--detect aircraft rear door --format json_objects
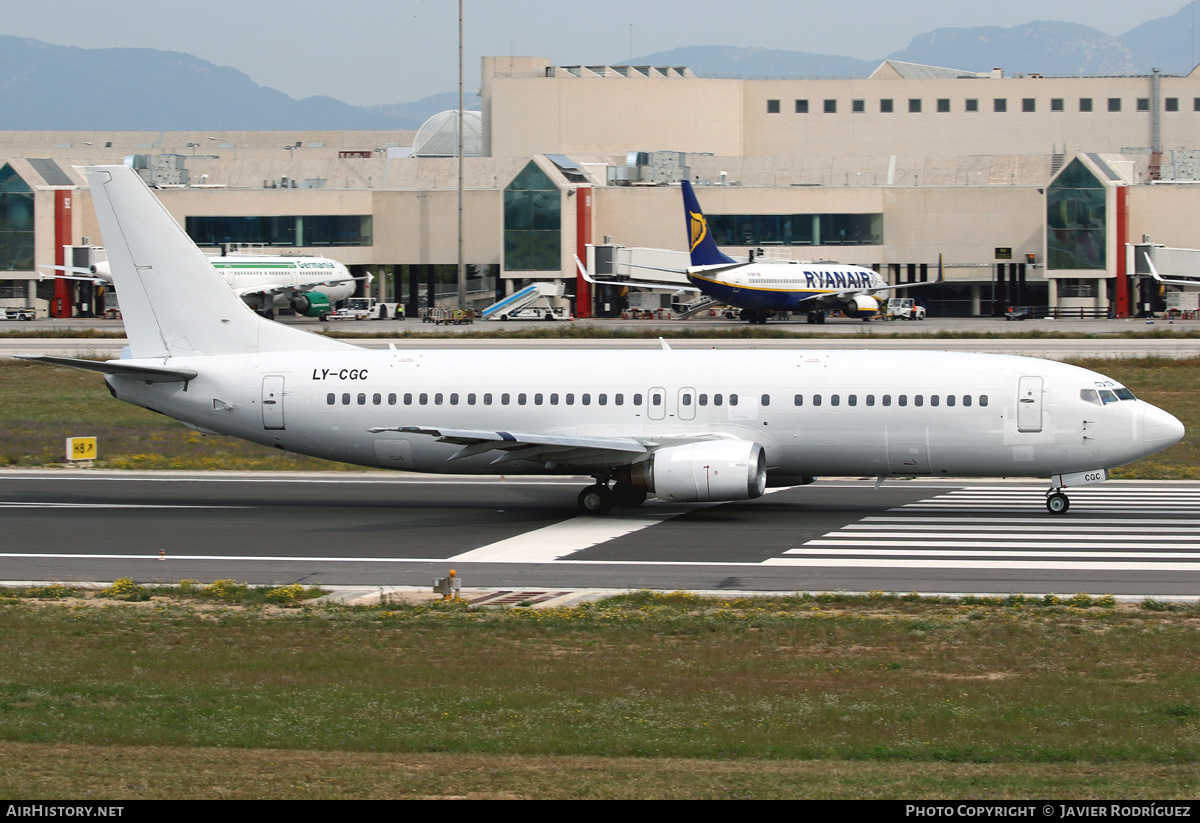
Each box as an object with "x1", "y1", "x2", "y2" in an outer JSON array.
[
  {"x1": 1017, "y1": 375, "x2": 1043, "y2": 432},
  {"x1": 262, "y1": 375, "x2": 285, "y2": 430}
]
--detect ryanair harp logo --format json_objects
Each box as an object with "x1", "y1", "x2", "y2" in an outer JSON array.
[{"x1": 689, "y1": 210, "x2": 707, "y2": 252}]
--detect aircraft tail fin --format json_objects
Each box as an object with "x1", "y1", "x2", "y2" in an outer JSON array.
[
  {"x1": 680, "y1": 180, "x2": 737, "y2": 267},
  {"x1": 85, "y1": 164, "x2": 352, "y2": 359}
]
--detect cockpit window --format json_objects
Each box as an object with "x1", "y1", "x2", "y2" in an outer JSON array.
[
  {"x1": 1115, "y1": 388, "x2": 1137, "y2": 401},
  {"x1": 1080, "y1": 389, "x2": 1100, "y2": 405},
  {"x1": 1099, "y1": 390, "x2": 1119, "y2": 405}
]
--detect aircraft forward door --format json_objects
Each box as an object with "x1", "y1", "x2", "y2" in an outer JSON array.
[
  {"x1": 1017, "y1": 375, "x2": 1043, "y2": 433},
  {"x1": 262, "y1": 375, "x2": 285, "y2": 430}
]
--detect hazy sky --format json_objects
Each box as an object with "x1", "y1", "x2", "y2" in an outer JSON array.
[{"x1": 3, "y1": 0, "x2": 1194, "y2": 106}]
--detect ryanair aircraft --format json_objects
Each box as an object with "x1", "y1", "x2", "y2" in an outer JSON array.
[
  {"x1": 22, "y1": 165, "x2": 1184, "y2": 516},
  {"x1": 587, "y1": 180, "x2": 937, "y2": 324}
]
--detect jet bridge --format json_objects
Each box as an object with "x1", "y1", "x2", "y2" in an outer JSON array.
[{"x1": 482, "y1": 282, "x2": 567, "y2": 321}]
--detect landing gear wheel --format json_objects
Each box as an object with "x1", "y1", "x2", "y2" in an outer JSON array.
[
  {"x1": 611, "y1": 482, "x2": 648, "y2": 508},
  {"x1": 578, "y1": 484, "x2": 615, "y2": 515},
  {"x1": 1046, "y1": 492, "x2": 1070, "y2": 514}
]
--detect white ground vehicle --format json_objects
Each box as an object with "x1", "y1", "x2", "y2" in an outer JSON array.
[
  {"x1": 885, "y1": 297, "x2": 927, "y2": 320},
  {"x1": 328, "y1": 298, "x2": 404, "y2": 320},
  {"x1": 1, "y1": 307, "x2": 36, "y2": 321}
]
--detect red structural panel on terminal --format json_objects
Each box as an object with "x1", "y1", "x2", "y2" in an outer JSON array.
[{"x1": 575, "y1": 186, "x2": 592, "y2": 319}]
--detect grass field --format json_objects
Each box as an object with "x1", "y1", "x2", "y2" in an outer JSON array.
[
  {"x1": 1, "y1": 357, "x2": 1197, "y2": 476},
  {"x1": 0, "y1": 590, "x2": 1197, "y2": 799}
]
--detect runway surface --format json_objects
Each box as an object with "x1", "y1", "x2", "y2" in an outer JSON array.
[{"x1": 3, "y1": 472, "x2": 1199, "y2": 598}]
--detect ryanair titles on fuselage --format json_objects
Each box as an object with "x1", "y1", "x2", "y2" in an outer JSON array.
[{"x1": 739, "y1": 269, "x2": 883, "y2": 290}]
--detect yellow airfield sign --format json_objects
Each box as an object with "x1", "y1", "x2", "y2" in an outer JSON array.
[{"x1": 66, "y1": 437, "x2": 97, "y2": 462}]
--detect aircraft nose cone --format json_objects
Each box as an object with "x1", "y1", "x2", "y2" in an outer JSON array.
[{"x1": 1142, "y1": 403, "x2": 1185, "y2": 455}]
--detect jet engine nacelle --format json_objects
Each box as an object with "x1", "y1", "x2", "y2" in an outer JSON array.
[
  {"x1": 629, "y1": 440, "x2": 767, "y2": 503},
  {"x1": 847, "y1": 294, "x2": 881, "y2": 319},
  {"x1": 290, "y1": 292, "x2": 332, "y2": 317}
]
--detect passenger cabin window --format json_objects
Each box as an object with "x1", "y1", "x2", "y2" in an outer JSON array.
[
  {"x1": 794, "y1": 394, "x2": 803, "y2": 406},
  {"x1": 327, "y1": 393, "x2": 335, "y2": 405}
]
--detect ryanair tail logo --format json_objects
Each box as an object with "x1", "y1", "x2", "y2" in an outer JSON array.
[{"x1": 689, "y1": 210, "x2": 707, "y2": 252}]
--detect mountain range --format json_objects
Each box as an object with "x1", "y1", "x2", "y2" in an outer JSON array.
[{"x1": 2, "y1": 3, "x2": 1198, "y2": 131}]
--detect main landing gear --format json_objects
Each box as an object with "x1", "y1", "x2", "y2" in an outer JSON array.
[
  {"x1": 1046, "y1": 489, "x2": 1070, "y2": 514},
  {"x1": 577, "y1": 478, "x2": 648, "y2": 515}
]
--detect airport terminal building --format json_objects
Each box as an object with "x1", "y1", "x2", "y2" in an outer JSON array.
[{"x1": 4, "y1": 56, "x2": 1200, "y2": 319}]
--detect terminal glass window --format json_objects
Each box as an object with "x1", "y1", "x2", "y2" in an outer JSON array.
[
  {"x1": 994, "y1": 98, "x2": 1007, "y2": 112},
  {"x1": 1108, "y1": 98, "x2": 1121, "y2": 112},
  {"x1": 795, "y1": 99, "x2": 809, "y2": 113},
  {"x1": 880, "y1": 99, "x2": 894, "y2": 113},
  {"x1": 1137, "y1": 98, "x2": 1150, "y2": 112},
  {"x1": 965, "y1": 98, "x2": 979, "y2": 112},
  {"x1": 936, "y1": 98, "x2": 950, "y2": 112},
  {"x1": 767, "y1": 99, "x2": 781, "y2": 113},
  {"x1": 908, "y1": 98, "x2": 922, "y2": 113},
  {"x1": 1166, "y1": 97, "x2": 1179, "y2": 111},
  {"x1": 1051, "y1": 98, "x2": 1064, "y2": 111},
  {"x1": 1080, "y1": 98, "x2": 1093, "y2": 112},
  {"x1": 824, "y1": 99, "x2": 837, "y2": 113},
  {"x1": 1022, "y1": 98, "x2": 1036, "y2": 112},
  {"x1": 0, "y1": 165, "x2": 34, "y2": 272},
  {"x1": 504, "y1": 161, "x2": 561, "y2": 271},
  {"x1": 1047, "y1": 159, "x2": 1106, "y2": 271},
  {"x1": 852, "y1": 99, "x2": 865, "y2": 113},
  {"x1": 185, "y1": 215, "x2": 372, "y2": 247},
  {"x1": 707, "y1": 213, "x2": 882, "y2": 246}
]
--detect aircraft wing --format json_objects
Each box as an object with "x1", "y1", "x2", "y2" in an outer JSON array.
[
  {"x1": 234, "y1": 276, "x2": 356, "y2": 298},
  {"x1": 575, "y1": 256, "x2": 701, "y2": 292},
  {"x1": 233, "y1": 282, "x2": 292, "y2": 298},
  {"x1": 367, "y1": 425, "x2": 727, "y2": 468},
  {"x1": 37, "y1": 265, "x2": 106, "y2": 284}
]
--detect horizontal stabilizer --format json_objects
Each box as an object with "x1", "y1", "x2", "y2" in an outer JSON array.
[{"x1": 16, "y1": 355, "x2": 197, "y2": 383}]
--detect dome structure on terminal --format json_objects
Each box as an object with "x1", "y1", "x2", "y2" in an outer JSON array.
[{"x1": 412, "y1": 110, "x2": 483, "y2": 157}]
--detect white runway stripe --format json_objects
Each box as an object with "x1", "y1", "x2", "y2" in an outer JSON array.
[
  {"x1": 786, "y1": 548, "x2": 1200, "y2": 559},
  {"x1": 783, "y1": 483, "x2": 1200, "y2": 570},
  {"x1": 764, "y1": 558, "x2": 1200, "y2": 570},
  {"x1": 447, "y1": 510, "x2": 693, "y2": 563}
]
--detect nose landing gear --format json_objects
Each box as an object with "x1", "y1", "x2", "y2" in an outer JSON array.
[{"x1": 1046, "y1": 489, "x2": 1070, "y2": 514}]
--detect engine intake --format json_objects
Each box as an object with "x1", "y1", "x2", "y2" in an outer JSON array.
[
  {"x1": 290, "y1": 292, "x2": 332, "y2": 317},
  {"x1": 626, "y1": 440, "x2": 766, "y2": 503}
]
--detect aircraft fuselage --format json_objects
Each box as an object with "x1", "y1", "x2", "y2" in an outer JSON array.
[{"x1": 105, "y1": 348, "x2": 1177, "y2": 480}]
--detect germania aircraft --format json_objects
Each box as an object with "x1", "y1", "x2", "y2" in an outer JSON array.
[
  {"x1": 22, "y1": 165, "x2": 1185, "y2": 515},
  {"x1": 43, "y1": 249, "x2": 358, "y2": 320},
  {"x1": 584, "y1": 180, "x2": 938, "y2": 324}
]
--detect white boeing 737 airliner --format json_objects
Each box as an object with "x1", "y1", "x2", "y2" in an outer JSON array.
[{"x1": 23, "y1": 165, "x2": 1185, "y2": 515}]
